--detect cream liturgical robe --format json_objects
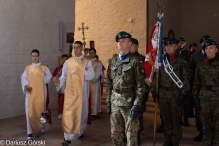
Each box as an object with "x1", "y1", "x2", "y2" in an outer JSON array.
[
  {"x1": 57, "y1": 55, "x2": 95, "y2": 140},
  {"x1": 21, "y1": 62, "x2": 52, "y2": 134},
  {"x1": 90, "y1": 58, "x2": 102, "y2": 115}
]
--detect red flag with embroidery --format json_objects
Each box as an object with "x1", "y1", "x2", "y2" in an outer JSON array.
[{"x1": 144, "y1": 22, "x2": 160, "y2": 86}]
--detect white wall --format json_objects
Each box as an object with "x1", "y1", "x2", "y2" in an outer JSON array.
[{"x1": 0, "y1": 0, "x2": 75, "y2": 119}]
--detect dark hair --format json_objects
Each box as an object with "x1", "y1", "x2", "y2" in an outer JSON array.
[
  {"x1": 89, "y1": 48, "x2": 96, "y2": 54},
  {"x1": 95, "y1": 55, "x2": 99, "y2": 59},
  {"x1": 61, "y1": 54, "x2": 68, "y2": 59},
  {"x1": 31, "y1": 49, "x2": 40, "y2": 55},
  {"x1": 74, "y1": 41, "x2": 83, "y2": 47}
]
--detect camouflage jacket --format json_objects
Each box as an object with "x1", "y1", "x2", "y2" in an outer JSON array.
[
  {"x1": 193, "y1": 55, "x2": 219, "y2": 100},
  {"x1": 150, "y1": 54, "x2": 190, "y2": 97},
  {"x1": 106, "y1": 53, "x2": 146, "y2": 106},
  {"x1": 132, "y1": 51, "x2": 150, "y2": 93},
  {"x1": 188, "y1": 49, "x2": 206, "y2": 76},
  {"x1": 179, "y1": 49, "x2": 191, "y2": 62}
]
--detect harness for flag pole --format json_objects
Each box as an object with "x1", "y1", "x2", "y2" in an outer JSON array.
[{"x1": 153, "y1": 4, "x2": 165, "y2": 146}]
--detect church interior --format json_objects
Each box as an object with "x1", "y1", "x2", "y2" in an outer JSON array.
[{"x1": 0, "y1": 0, "x2": 219, "y2": 146}]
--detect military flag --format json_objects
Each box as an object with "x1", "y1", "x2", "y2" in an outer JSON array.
[{"x1": 144, "y1": 21, "x2": 163, "y2": 86}]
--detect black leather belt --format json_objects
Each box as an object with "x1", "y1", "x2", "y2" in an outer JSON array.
[
  {"x1": 201, "y1": 86, "x2": 219, "y2": 91},
  {"x1": 114, "y1": 88, "x2": 135, "y2": 94}
]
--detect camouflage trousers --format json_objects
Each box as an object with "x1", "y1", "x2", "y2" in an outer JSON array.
[
  {"x1": 184, "y1": 91, "x2": 193, "y2": 119},
  {"x1": 110, "y1": 105, "x2": 139, "y2": 146},
  {"x1": 200, "y1": 100, "x2": 219, "y2": 146},
  {"x1": 159, "y1": 97, "x2": 183, "y2": 143},
  {"x1": 138, "y1": 103, "x2": 146, "y2": 135},
  {"x1": 195, "y1": 104, "x2": 203, "y2": 134}
]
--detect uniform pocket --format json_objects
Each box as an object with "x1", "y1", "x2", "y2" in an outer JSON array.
[
  {"x1": 110, "y1": 65, "x2": 118, "y2": 78},
  {"x1": 122, "y1": 65, "x2": 133, "y2": 81}
]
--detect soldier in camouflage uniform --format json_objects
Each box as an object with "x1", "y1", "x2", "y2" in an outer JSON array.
[
  {"x1": 188, "y1": 35, "x2": 212, "y2": 142},
  {"x1": 177, "y1": 38, "x2": 191, "y2": 62},
  {"x1": 193, "y1": 40, "x2": 219, "y2": 146},
  {"x1": 106, "y1": 31, "x2": 146, "y2": 146},
  {"x1": 177, "y1": 38, "x2": 193, "y2": 127},
  {"x1": 150, "y1": 38, "x2": 190, "y2": 146},
  {"x1": 156, "y1": 37, "x2": 170, "y2": 134},
  {"x1": 130, "y1": 38, "x2": 150, "y2": 144},
  {"x1": 190, "y1": 43, "x2": 198, "y2": 55}
]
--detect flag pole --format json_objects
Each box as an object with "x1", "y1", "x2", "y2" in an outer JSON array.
[{"x1": 153, "y1": 4, "x2": 165, "y2": 146}]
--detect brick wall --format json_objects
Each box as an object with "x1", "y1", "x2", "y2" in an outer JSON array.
[
  {"x1": 74, "y1": 0, "x2": 148, "y2": 70},
  {"x1": 0, "y1": 0, "x2": 75, "y2": 119},
  {"x1": 74, "y1": 0, "x2": 185, "y2": 71}
]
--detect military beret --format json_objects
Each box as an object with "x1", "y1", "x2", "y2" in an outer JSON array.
[
  {"x1": 178, "y1": 38, "x2": 186, "y2": 43},
  {"x1": 166, "y1": 38, "x2": 178, "y2": 45},
  {"x1": 116, "y1": 31, "x2": 132, "y2": 42},
  {"x1": 200, "y1": 35, "x2": 211, "y2": 44},
  {"x1": 131, "y1": 38, "x2": 139, "y2": 45},
  {"x1": 162, "y1": 37, "x2": 169, "y2": 44},
  {"x1": 189, "y1": 43, "x2": 198, "y2": 48},
  {"x1": 203, "y1": 40, "x2": 217, "y2": 50}
]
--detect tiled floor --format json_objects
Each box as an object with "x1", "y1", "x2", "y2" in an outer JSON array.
[{"x1": 0, "y1": 90, "x2": 202, "y2": 146}]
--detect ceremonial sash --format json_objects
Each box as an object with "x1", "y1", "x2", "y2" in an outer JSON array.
[
  {"x1": 26, "y1": 64, "x2": 47, "y2": 133},
  {"x1": 62, "y1": 57, "x2": 89, "y2": 134},
  {"x1": 163, "y1": 56, "x2": 183, "y2": 89}
]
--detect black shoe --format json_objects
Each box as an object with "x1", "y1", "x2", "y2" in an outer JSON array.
[
  {"x1": 26, "y1": 133, "x2": 35, "y2": 141},
  {"x1": 138, "y1": 135, "x2": 140, "y2": 145},
  {"x1": 78, "y1": 133, "x2": 84, "y2": 140},
  {"x1": 183, "y1": 120, "x2": 190, "y2": 127},
  {"x1": 194, "y1": 133, "x2": 203, "y2": 142},
  {"x1": 163, "y1": 141, "x2": 173, "y2": 146},
  {"x1": 181, "y1": 120, "x2": 183, "y2": 125},
  {"x1": 62, "y1": 141, "x2": 71, "y2": 146},
  {"x1": 173, "y1": 142, "x2": 179, "y2": 146},
  {"x1": 191, "y1": 111, "x2": 195, "y2": 117},
  {"x1": 156, "y1": 124, "x2": 164, "y2": 133}
]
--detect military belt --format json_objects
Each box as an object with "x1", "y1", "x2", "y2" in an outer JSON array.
[
  {"x1": 161, "y1": 87, "x2": 180, "y2": 91},
  {"x1": 201, "y1": 86, "x2": 219, "y2": 91},
  {"x1": 114, "y1": 88, "x2": 135, "y2": 94}
]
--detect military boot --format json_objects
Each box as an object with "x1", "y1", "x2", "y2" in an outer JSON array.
[
  {"x1": 163, "y1": 141, "x2": 173, "y2": 146},
  {"x1": 156, "y1": 124, "x2": 164, "y2": 133},
  {"x1": 173, "y1": 142, "x2": 179, "y2": 146},
  {"x1": 194, "y1": 133, "x2": 203, "y2": 142},
  {"x1": 138, "y1": 135, "x2": 140, "y2": 145},
  {"x1": 183, "y1": 118, "x2": 190, "y2": 127}
]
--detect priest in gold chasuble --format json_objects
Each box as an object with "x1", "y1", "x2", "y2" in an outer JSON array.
[{"x1": 55, "y1": 41, "x2": 95, "y2": 145}]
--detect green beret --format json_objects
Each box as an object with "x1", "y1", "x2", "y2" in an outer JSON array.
[
  {"x1": 162, "y1": 37, "x2": 168, "y2": 44},
  {"x1": 165, "y1": 38, "x2": 178, "y2": 45},
  {"x1": 131, "y1": 38, "x2": 138, "y2": 45},
  {"x1": 189, "y1": 43, "x2": 198, "y2": 48},
  {"x1": 203, "y1": 40, "x2": 217, "y2": 50},
  {"x1": 116, "y1": 31, "x2": 132, "y2": 42},
  {"x1": 200, "y1": 35, "x2": 211, "y2": 44},
  {"x1": 178, "y1": 38, "x2": 186, "y2": 42}
]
